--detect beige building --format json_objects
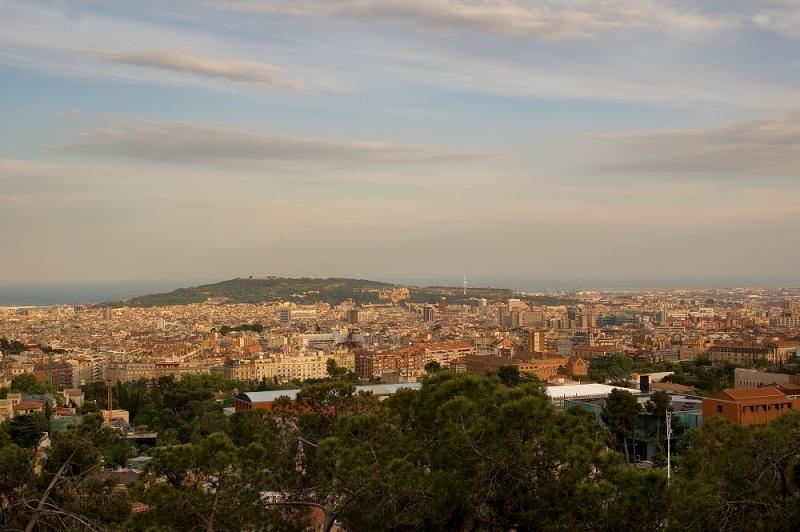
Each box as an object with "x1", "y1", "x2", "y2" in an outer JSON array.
[
  {"x1": 708, "y1": 343, "x2": 789, "y2": 365},
  {"x1": 0, "y1": 399, "x2": 14, "y2": 421},
  {"x1": 104, "y1": 361, "x2": 211, "y2": 382},
  {"x1": 735, "y1": 368, "x2": 800, "y2": 389},
  {"x1": 218, "y1": 349, "x2": 355, "y2": 383}
]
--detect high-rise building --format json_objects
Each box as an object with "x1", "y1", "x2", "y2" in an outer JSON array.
[
  {"x1": 438, "y1": 296, "x2": 447, "y2": 312},
  {"x1": 422, "y1": 305, "x2": 435, "y2": 323},
  {"x1": 102, "y1": 307, "x2": 112, "y2": 321},
  {"x1": 478, "y1": 298, "x2": 488, "y2": 315},
  {"x1": 528, "y1": 308, "x2": 545, "y2": 328},
  {"x1": 279, "y1": 307, "x2": 291, "y2": 324},
  {"x1": 529, "y1": 330, "x2": 546, "y2": 353},
  {"x1": 347, "y1": 308, "x2": 359, "y2": 325},
  {"x1": 507, "y1": 299, "x2": 526, "y2": 312}
]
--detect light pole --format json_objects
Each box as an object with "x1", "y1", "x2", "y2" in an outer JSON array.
[{"x1": 666, "y1": 410, "x2": 672, "y2": 484}]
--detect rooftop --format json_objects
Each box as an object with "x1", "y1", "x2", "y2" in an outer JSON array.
[
  {"x1": 238, "y1": 382, "x2": 423, "y2": 404},
  {"x1": 712, "y1": 386, "x2": 789, "y2": 401},
  {"x1": 544, "y1": 383, "x2": 640, "y2": 400}
]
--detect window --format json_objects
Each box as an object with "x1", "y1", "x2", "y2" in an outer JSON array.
[{"x1": 717, "y1": 405, "x2": 723, "y2": 414}]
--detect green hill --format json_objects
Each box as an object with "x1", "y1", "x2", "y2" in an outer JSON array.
[
  {"x1": 111, "y1": 277, "x2": 577, "y2": 307},
  {"x1": 116, "y1": 277, "x2": 396, "y2": 307}
]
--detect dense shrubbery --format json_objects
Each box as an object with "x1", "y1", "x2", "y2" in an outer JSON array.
[{"x1": 1, "y1": 373, "x2": 799, "y2": 531}]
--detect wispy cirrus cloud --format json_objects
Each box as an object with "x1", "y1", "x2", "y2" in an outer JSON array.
[
  {"x1": 98, "y1": 50, "x2": 304, "y2": 92},
  {"x1": 215, "y1": 0, "x2": 730, "y2": 39},
  {"x1": 595, "y1": 112, "x2": 800, "y2": 175},
  {"x1": 59, "y1": 117, "x2": 487, "y2": 164},
  {"x1": 753, "y1": 0, "x2": 800, "y2": 40}
]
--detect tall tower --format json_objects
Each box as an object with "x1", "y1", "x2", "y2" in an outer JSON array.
[{"x1": 463, "y1": 276, "x2": 468, "y2": 296}]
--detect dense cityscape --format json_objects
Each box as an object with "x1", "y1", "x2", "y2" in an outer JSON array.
[{"x1": 2, "y1": 279, "x2": 800, "y2": 529}]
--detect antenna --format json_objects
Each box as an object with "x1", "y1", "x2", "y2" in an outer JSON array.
[{"x1": 463, "y1": 275, "x2": 468, "y2": 296}]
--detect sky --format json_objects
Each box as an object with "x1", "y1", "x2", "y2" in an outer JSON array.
[{"x1": 1, "y1": 0, "x2": 800, "y2": 289}]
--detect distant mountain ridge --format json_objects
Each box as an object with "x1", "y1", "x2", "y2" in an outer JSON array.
[{"x1": 112, "y1": 277, "x2": 576, "y2": 307}]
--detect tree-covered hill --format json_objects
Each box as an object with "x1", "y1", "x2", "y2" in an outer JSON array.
[
  {"x1": 114, "y1": 277, "x2": 398, "y2": 307},
  {"x1": 110, "y1": 277, "x2": 546, "y2": 307}
]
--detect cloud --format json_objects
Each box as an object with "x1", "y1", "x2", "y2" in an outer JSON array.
[
  {"x1": 53, "y1": 108, "x2": 84, "y2": 119},
  {"x1": 59, "y1": 117, "x2": 484, "y2": 164},
  {"x1": 216, "y1": 0, "x2": 728, "y2": 39},
  {"x1": 98, "y1": 50, "x2": 304, "y2": 92},
  {"x1": 595, "y1": 112, "x2": 800, "y2": 175},
  {"x1": 753, "y1": 1, "x2": 800, "y2": 40}
]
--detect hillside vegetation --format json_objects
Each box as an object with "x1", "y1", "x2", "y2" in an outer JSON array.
[{"x1": 112, "y1": 277, "x2": 578, "y2": 307}]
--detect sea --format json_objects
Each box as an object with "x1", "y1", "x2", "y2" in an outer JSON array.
[{"x1": 0, "y1": 283, "x2": 191, "y2": 307}]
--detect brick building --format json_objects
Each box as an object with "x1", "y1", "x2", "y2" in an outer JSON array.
[{"x1": 702, "y1": 386, "x2": 800, "y2": 425}]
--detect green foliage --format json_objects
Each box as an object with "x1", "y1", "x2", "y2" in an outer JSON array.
[
  {"x1": 408, "y1": 286, "x2": 515, "y2": 304},
  {"x1": 130, "y1": 432, "x2": 289, "y2": 530},
  {"x1": 121, "y1": 277, "x2": 398, "y2": 306},
  {"x1": 424, "y1": 360, "x2": 442, "y2": 374},
  {"x1": 662, "y1": 360, "x2": 737, "y2": 394},
  {"x1": 588, "y1": 353, "x2": 635, "y2": 383},
  {"x1": 496, "y1": 364, "x2": 521, "y2": 387},
  {"x1": 0, "y1": 413, "x2": 133, "y2": 531},
  {"x1": 669, "y1": 411, "x2": 800, "y2": 531},
  {"x1": 11, "y1": 373, "x2": 51, "y2": 395},
  {"x1": 326, "y1": 358, "x2": 348, "y2": 379},
  {"x1": 601, "y1": 389, "x2": 641, "y2": 462},
  {"x1": 3, "y1": 412, "x2": 49, "y2": 448},
  {"x1": 4, "y1": 372, "x2": 800, "y2": 530},
  {"x1": 219, "y1": 322, "x2": 264, "y2": 335},
  {"x1": 0, "y1": 337, "x2": 27, "y2": 354},
  {"x1": 120, "y1": 277, "x2": 528, "y2": 307},
  {"x1": 0, "y1": 440, "x2": 35, "y2": 504}
]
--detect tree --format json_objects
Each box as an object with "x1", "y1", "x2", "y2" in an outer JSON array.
[
  {"x1": 11, "y1": 373, "x2": 50, "y2": 395},
  {"x1": 3, "y1": 412, "x2": 48, "y2": 448},
  {"x1": 644, "y1": 390, "x2": 675, "y2": 459},
  {"x1": 1, "y1": 413, "x2": 131, "y2": 531},
  {"x1": 0, "y1": 441, "x2": 34, "y2": 509},
  {"x1": 132, "y1": 432, "x2": 287, "y2": 531},
  {"x1": 496, "y1": 365, "x2": 520, "y2": 387},
  {"x1": 670, "y1": 412, "x2": 800, "y2": 531},
  {"x1": 588, "y1": 353, "x2": 635, "y2": 383},
  {"x1": 0, "y1": 338, "x2": 27, "y2": 355},
  {"x1": 326, "y1": 359, "x2": 347, "y2": 379},
  {"x1": 601, "y1": 389, "x2": 641, "y2": 462},
  {"x1": 424, "y1": 361, "x2": 442, "y2": 374}
]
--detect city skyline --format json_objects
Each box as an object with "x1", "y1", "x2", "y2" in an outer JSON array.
[{"x1": 3, "y1": 0, "x2": 800, "y2": 285}]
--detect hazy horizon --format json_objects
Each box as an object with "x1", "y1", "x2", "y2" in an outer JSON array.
[
  {"x1": 3, "y1": 1, "x2": 800, "y2": 285},
  {"x1": 2, "y1": 276, "x2": 799, "y2": 306}
]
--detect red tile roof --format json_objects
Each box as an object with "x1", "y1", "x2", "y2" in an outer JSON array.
[{"x1": 713, "y1": 386, "x2": 787, "y2": 402}]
